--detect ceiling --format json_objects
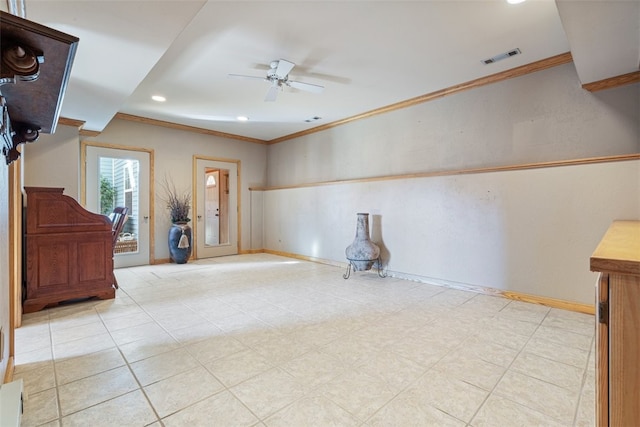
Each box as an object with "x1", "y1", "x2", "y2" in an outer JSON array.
[{"x1": 22, "y1": 1, "x2": 640, "y2": 142}]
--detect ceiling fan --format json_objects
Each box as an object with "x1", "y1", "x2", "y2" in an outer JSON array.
[{"x1": 229, "y1": 59, "x2": 324, "y2": 102}]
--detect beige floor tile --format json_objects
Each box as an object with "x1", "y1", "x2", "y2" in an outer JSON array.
[
  {"x1": 94, "y1": 301, "x2": 146, "y2": 321},
  {"x1": 281, "y1": 349, "x2": 347, "y2": 389},
  {"x1": 575, "y1": 383, "x2": 596, "y2": 427},
  {"x1": 205, "y1": 348, "x2": 274, "y2": 387},
  {"x1": 319, "y1": 367, "x2": 398, "y2": 422},
  {"x1": 130, "y1": 347, "x2": 201, "y2": 386},
  {"x1": 285, "y1": 322, "x2": 347, "y2": 347},
  {"x1": 433, "y1": 351, "x2": 505, "y2": 391},
  {"x1": 53, "y1": 332, "x2": 116, "y2": 360},
  {"x1": 531, "y1": 324, "x2": 593, "y2": 351},
  {"x1": 169, "y1": 321, "x2": 224, "y2": 344},
  {"x1": 101, "y1": 310, "x2": 154, "y2": 332},
  {"x1": 14, "y1": 330, "x2": 51, "y2": 354},
  {"x1": 58, "y1": 366, "x2": 139, "y2": 416},
  {"x1": 455, "y1": 335, "x2": 520, "y2": 367},
  {"x1": 184, "y1": 334, "x2": 248, "y2": 364},
  {"x1": 387, "y1": 335, "x2": 450, "y2": 368},
  {"x1": 250, "y1": 334, "x2": 314, "y2": 365},
  {"x1": 162, "y1": 390, "x2": 258, "y2": 426},
  {"x1": 367, "y1": 392, "x2": 465, "y2": 427},
  {"x1": 118, "y1": 331, "x2": 181, "y2": 363},
  {"x1": 14, "y1": 346, "x2": 54, "y2": 375},
  {"x1": 55, "y1": 347, "x2": 125, "y2": 385},
  {"x1": 403, "y1": 370, "x2": 488, "y2": 423},
  {"x1": 265, "y1": 394, "x2": 360, "y2": 427},
  {"x1": 60, "y1": 390, "x2": 157, "y2": 426},
  {"x1": 471, "y1": 394, "x2": 567, "y2": 427},
  {"x1": 493, "y1": 370, "x2": 578, "y2": 425},
  {"x1": 212, "y1": 311, "x2": 271, "y2": 334},
  {"x1": 355, "y1": 349, "x2": 427, "y2": 392},
  {"x1": 152, "y1": 310, "x2": 209, "y2": 332},
  {"x1": 13, "y1": 254, "x2": 595, "y2": 426},
  {"x1": 21, "y1": 388, "x2": 59, "y2": 427},
  {"x1": 541, "y1": 313, "x2": 595, "y2": 337},
  {"x1": 233, "y1": 328, "x2": 285, "y2": 348},
  {"x1": 13, "y1": 361, "x2": 56, "y2": 395},
  {"x1": 510, "y1": 351, "x2": 584, "y2": 391},
  {"x1": 32, "y1": 420, "x2": 61, "y2": 427},
  {"x1": 144, "y1": 366, "x2": 224, "y2": 418},
  {"x1": 524, "y1": 335, "x2": 590, "y2": 368},
  {"x1": 473, "y1": 326, "x2": 531, "y2": 352},
  {"x1": 109, "y1": 322, "x2": 168, "y2": 346},
  {"x1": 48, "y1": 306, "x2": 102, "y2": 331},
  {"x1": 51, "y1": 321, "x2": 108, "y2": 345},
  {"x1": 231, "y1": 368, "x2": 308, "y2": 419},
  {"x1": 319, "y1": 334, "x2": 383, "y2": 367},
  {"x1": 498, "y1": 301, "x2": 550, "y2": 324}
]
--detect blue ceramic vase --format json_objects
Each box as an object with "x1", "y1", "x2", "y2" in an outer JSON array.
[{"x1": 169, "y1": 222, "x2": 192, "y2": 264}]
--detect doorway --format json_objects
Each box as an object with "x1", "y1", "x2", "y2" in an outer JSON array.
[
  {"x1": 84, "y1": 144, "x2": 152, "y2": 267},
  {"x1": 194, "y1": 157, "x2": 238, "y2": 258}
]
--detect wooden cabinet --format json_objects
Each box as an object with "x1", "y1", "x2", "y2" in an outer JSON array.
[
  {"x1": 590, "y1": 221, "x2": 640, "y2": 426},
  {"x1": 23, "y1": 187, "x2": 116, "y2": 313}
]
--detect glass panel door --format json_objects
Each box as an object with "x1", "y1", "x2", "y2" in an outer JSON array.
[
  {"x1": 86, "y1": 146, "x2": 150, "y2": 267},
  {"x1": 195, "y1": 158, "x2": 238, "y2": 258}
]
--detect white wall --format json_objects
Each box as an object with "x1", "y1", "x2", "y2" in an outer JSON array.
[
  {"x1": 23, "y1": 124, "x2": 80, "y2": 200},
  {"x1": 263, "y1": 63, "x2": 640, "y2": 305},
  {"x1": 262, "y1": 160, "x2": 640, "y2": 305}
]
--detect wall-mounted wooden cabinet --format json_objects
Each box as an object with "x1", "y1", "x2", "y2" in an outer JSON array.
[{"x1": 590, "y1": 220, "x2": 640, "y2": 426}]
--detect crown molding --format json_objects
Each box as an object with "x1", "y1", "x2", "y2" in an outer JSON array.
[{"x1": 582, "y1": 70, "x2": 640, "y2": 92}]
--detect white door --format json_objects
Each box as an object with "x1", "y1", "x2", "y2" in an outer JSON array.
[
  {"x1": 86, "y1": 146, "x2": 151, "y2": 267},
  {"x1": 195, "y1": 158, "x2": 238, "y2": 258}
]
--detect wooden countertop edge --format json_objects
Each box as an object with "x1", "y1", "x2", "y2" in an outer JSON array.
[{"x1": 590, "y1": 220, "x2": 640, "y2": 275}]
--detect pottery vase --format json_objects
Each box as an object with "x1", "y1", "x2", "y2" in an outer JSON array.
[
  {"x1": 345, "y1": 213, "x2": 380, "y2": 271},
  {"x1": 169, "y1": 222, "x2": 192, "y2": 264}
]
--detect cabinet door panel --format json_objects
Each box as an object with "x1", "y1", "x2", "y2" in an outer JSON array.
[{"x1": 609, "y1": 274, "x2": 640, "y2": 426}]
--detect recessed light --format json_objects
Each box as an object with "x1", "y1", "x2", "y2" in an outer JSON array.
[
  {"x1": 237, "y1": 116, "x2": 249, "y2": 121},
  {"x1": 506, "y1": 0, "x2": 526, "y2": 4},
  {"x1": 151, "y1": 95, "x2": 166, "y2": 102}
]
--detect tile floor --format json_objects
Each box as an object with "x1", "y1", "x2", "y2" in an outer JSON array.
[{"x1": 14, "y1": 254, "x2": 595, "y2": 426}]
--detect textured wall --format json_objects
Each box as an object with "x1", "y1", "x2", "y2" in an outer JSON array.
[{"x1": 267, "y1": 64, "x2": 639, "y2": 186}]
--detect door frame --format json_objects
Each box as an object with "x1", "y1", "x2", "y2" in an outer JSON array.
[
  {"x1": 81, "y1": 141, "x2": 156, "y2": 264},
  {"x1": 192, "y1": 155, "x2": 241, "y2": 259}
]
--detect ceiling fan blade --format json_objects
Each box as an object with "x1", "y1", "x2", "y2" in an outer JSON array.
[
  {"x1": 264, "y1": 84, "x2": 279, "y2": 102},
  {"x1": 275, "y1": 59, "x2": 295, "y2": 78},
  {"x1": 228, "y1": 74, "x2": 268, "y2": 82},
  {"x1": 288, "y1": 80, "x2": 324, "y2": 94}
]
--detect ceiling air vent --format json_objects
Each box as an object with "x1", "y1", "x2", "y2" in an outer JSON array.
[{"x1": 482, "y1": 48, "x2": 521, "y2": 65}]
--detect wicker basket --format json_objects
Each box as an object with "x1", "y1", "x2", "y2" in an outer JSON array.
[{"x1": 115, "y1": 239, "x2": 138, "y2": 254}]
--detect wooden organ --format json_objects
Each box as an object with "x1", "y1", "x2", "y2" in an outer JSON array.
[{"x1": 23, "y1": 187, "x2": 116, "y2": 313}]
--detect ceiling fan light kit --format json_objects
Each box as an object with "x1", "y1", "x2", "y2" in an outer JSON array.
[{"x1": 229, "y1": 59, "x2": 325, "y2": 102}]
